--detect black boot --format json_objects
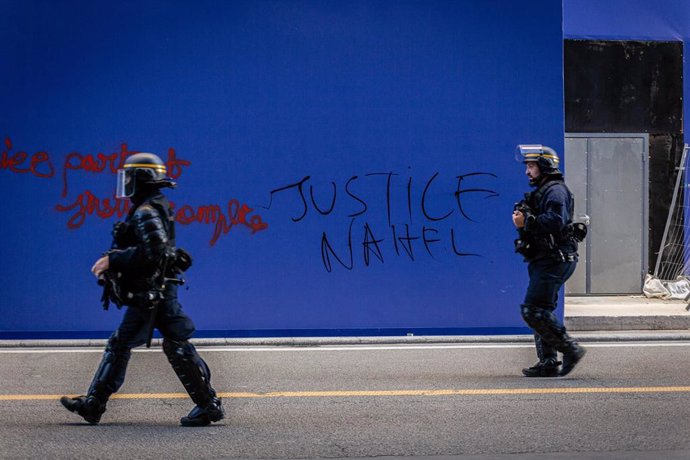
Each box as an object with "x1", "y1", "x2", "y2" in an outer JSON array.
[
  {"x1": 61, "y1": 336, "x2": 130, "y2": 425},
  {"x1": 60, "y1": 395, "x2": 106, "y2": 425},
  {"x1": 522, "y1": 358, "x2": 561, "y2": 377},
  {"x1": 559, "y1": 344, "x2": 587, "y2": 377},
  {"x1": 163, "y1": 339, "x2": 224, "y2": 427},
  {"x1": 180, "y1": 398, "x2": 225, "y2": 427}
]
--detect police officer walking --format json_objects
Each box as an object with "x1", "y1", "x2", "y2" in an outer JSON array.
[
  {"x1": 512, "y1": 145, "x2": 586, "y2": 377},
  {"x1": 61, "y1": 153, "x2": 225, "y2": 426}
]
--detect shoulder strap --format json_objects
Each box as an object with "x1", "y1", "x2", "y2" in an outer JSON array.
[
  {"x1": 534, "y1": 179, "x2": 575, "y2": 228},
  {"x1": 530, "y1": 179, "x2": 563, "y2": 209},
  {"x1": 531, "y1": 179, "x2": 576, "y2": 225}
]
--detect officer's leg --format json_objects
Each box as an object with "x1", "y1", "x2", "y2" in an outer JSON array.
[
  {"x1": 553, "y1": 260, "x2": 585, "y2": 376},
  {"x1": 159, "y1": 294, "x2": 224, "y2": 426},
  {"x1": 536, "y1": 334, "x2": 557, "y2": 361},
  {"x1": 535, "y1": 305, "x2": 559, "y2": 367},
  {"x1": 162, "y1": 338, "x2": 224, "y2": 426},
  {"x1": 522, "y1": 332, "x2": 561, "y2": 377},
  {"x1": 521, "y1": 305, "x2": 586, "y2": 376},
  {"x1": 539, "y1": 278, "x2": 561, "y2": 362},
  {"x1": 521, "y1": 262, "x2": 560, "y2": 377},
  {"x1": 522, "y1": 334, "x2": 560, "y2": 377},
  {"x1": 521, "y1": 260, "x2": 585, "y2": 376},
  {"x1": 61, "y1": 308, "x2": 147, "y2": 424}
]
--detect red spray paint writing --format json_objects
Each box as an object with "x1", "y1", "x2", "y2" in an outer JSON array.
[
  {"x1": 55, "y1": 191, "x2": 269, "y2": 245},
  {"x1": 1, "y1": 137, "x2": 55, "y2": 178},
  {"x1": 1, "y1": 136, "x2": 268, "y2": 244}
]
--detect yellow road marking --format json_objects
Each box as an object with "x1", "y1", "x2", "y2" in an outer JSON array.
[{"x1": 3, "y1": 386, "x2": 690, "y2": 401}]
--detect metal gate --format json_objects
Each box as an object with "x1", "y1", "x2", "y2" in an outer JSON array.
[{"x1": 564, "y1": 133, "x2": 649, "y2": 294}]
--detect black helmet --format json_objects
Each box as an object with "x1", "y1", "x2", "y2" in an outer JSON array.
[
  {"x1": 116, "y1": 152, "x2": 175, "y2": 198},
  {"x1": 515, "y1": 144, "x2": 561, "y2": 175}
]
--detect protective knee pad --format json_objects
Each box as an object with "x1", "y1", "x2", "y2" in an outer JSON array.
[
  {"x1": 522, "y1": 305, "x2": 571, "y2": 352},
  {"x1": 521, "y1": 305, "x2": 544, "y2": 326},
  {"x1": 87, "y1": 334, "x2": 132, "y2": 401},
  {"x1": 163, "y1": 339, "x2": 216, "y2": 407}
]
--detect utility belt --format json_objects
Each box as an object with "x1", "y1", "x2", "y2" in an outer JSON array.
[
  {"x1": 514, "y1": 232, "x2": 576, "y2": 263},
  {"x1": 554, "y1": 250, "x2": 577, "y2": 263},
  {"x1": 99, "y1": 274, "x2": 170, "y2": 310},
  {"x1": 99, "y1": 247, "x2": 192, "y2": 311},
  {"x1": 120, "y1": 288, "x2": 167, "y2": 310}
]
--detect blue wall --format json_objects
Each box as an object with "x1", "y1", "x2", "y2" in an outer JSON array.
[
  {"x1": 0, "y1": 0, "x2": 563, "y2": 338},
  {"x1": 564, "y1": 0, "x2": 690, "y2": 41}
]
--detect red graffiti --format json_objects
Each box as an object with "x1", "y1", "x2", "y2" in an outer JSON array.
[
  {"x1": 61, "y1": 144, "x2": 191, "y2": 198},
  {"x1": 1, "y1": 137, "x2": 55, "y2": 178},
  {"x1": 5, "y1": 135, "x2": 263, "y2": 245},
  {"x1": 175, "y1": 200, "x2": 269, "y2": 245},
  {"x1": 164, "y1": 147, "x2": 191, "y2": 180},
  {"x1": 55, "y1": 190, "x2": 131, "y2": 229},
  {"x1": 55, "y1": 191, "x2": 268, "y2": 245}
]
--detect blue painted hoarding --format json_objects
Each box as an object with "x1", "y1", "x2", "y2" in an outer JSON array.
[{"x1": 0, "y1": 0, "x2": 563, "y2": 338}]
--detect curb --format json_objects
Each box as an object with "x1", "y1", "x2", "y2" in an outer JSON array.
[
  {"x1": 2, "y1": 331, "x2": 690, "y2": 348},
  {"x1": 565, "y1": 316, "x2": 690, "y2": 331}
]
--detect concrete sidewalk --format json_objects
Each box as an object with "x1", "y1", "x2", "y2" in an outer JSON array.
[{"x1": 564, "y1": 295, "x2": 690, "y2": 331}]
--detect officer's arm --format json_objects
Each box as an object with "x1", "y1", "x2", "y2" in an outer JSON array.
[
  {"x1": 524, "y1": 188, "x2": 569, "y2": 234},
  {"x1": 109, "y1": 205, "x2": 169, "y2": 271}
]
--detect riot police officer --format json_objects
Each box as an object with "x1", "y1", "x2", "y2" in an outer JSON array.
[
  {"x1": 60, "y1": 153, "x2": 225, "y2": 426},
  {"x1": 512, "y1": 145, "x2": 586, "y2": 377}
]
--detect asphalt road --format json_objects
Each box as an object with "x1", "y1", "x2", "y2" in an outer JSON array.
[{"x1": 1, "y1": 341, "x2": 690, "y2": 459}]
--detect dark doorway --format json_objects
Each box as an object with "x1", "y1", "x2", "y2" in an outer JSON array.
[{"x1": 564, "y1": 39, "x2": 683, "y2": 291}]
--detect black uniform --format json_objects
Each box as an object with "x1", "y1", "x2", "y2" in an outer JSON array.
[
  {"x1": 61, "y1": 185, "x2": 224, "y2": 426},
  {"x1": 517, "y1": 173, "x2": 586, "y2": 377}
]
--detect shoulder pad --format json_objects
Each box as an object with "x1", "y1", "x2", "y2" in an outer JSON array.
[
  {"x1": 133, "y1": 204, "x2": 161, "y2": 221},
  {"x1": 132, "y1": 203, "x2": 169, "y2": 252}
]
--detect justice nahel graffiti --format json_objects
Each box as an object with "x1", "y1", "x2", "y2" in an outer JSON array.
[{"x1": 263, "y1": 171, "x2": 499, "y2": 272}]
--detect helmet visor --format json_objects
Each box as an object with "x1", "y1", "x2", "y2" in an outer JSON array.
[
  {"x1": 515, "y1": 144, "x2": 545, "y2": 163},
  {"x1": 115, "y1": 169, "x2": 135, "y2": 198}
]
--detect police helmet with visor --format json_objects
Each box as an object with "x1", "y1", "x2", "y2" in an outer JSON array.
[
  {"x1": 116, "y1": 153, "x2": 175, "y2": 198},
  {"x1": 515, "y1": 144, "x2": 561, "y2": 175}
]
